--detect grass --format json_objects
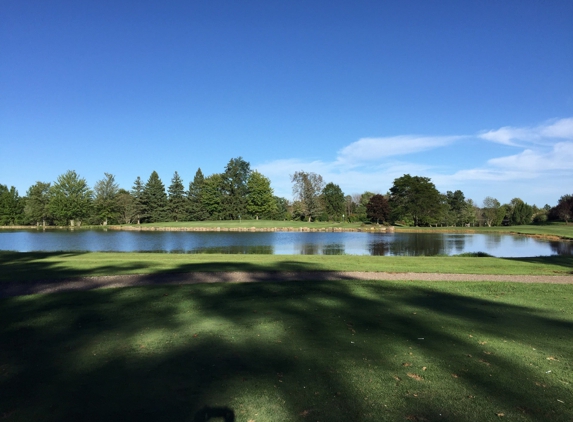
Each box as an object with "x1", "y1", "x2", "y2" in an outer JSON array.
[
  {"x1": 1, "y1": 279, "x2": 572, "y2": 421},
  {"x1": 395, "y1": 223, "x2": 573, "y2": 240},
  {"x1": 1, "y1": 252, "x2": 572, "y2": 283},
  {"x1": 125, "y1": 220, "x2": 363, "y2": 229}
]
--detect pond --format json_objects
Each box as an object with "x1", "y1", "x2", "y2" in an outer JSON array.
[{"x1": 0, "y1": 229, "x2": 570, "y2": 257}]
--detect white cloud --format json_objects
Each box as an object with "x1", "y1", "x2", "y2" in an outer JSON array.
[
  {"x1": 478, "y1": 117, "x2": 573, "y2": 146},
  {"x1": 255, "y1": 117, "x2": 573, "y2": 205},
  {"x1": 336, "y1": 135, "x2": 462, "y2": 165}
]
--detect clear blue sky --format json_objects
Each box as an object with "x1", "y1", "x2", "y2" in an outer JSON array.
[{"x1": 2, "y1": 0, "x2": 572, "y2": 206}]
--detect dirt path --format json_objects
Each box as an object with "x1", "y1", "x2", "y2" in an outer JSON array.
[{"x1": 1, "y1": 271, "x2": 572, "y2": 298}]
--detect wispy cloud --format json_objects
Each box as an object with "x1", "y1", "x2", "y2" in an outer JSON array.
[
  {"x1": 478, "y1": 117, "x2": 573, "y2": 146},
  {"x1": 335, "y1": 135, "x2": 463, "y2": 165},
  {"x1": 255, "y1": 117, "x2": 573, "y2": 204}
]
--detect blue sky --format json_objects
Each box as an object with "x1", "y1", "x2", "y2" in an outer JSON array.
[{"x1": 1, "y1": 0, "x2": 572, "y2": 207}]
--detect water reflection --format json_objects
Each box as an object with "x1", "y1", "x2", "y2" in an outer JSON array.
[
  {"x1": 322, "y1": 243, "x2": 345, "y2": 255},
  {"x1": 0, "y1": 229, "x2": 570, "y2": 257},
  {"x1": 549, "y1": 241, "x2": 573, "y2": 255}
]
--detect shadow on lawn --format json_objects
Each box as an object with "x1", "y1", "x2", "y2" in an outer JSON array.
[
  {"x1": 1, "y1": 260, "x2": 572, "y2": 421},
  {"x1": 503, "y1": 255, "x2": 573, "y2": 273}
]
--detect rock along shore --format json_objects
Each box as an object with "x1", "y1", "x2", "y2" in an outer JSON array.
[{"x1": 105, "y1": 225, "x2": 394, "y2": 233}]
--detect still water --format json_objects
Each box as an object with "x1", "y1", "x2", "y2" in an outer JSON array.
[{"x1": 0, "y1": 230, "x2": 570, "y2": 257}]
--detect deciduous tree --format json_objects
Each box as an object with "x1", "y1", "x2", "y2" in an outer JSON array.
[
  {"x1": 94, "y1": 173, "x2": 119, "y2": 225},
  {"x1": 366, "y1": 194, "x2": 390, "y2": 224},
  {"x1": 0, "y1": 185, "x2": 24, "y2": 225},
  {"x1": 389, "y1": 174, "x2": 441, "y2": 226},
  {"x1": 221, "y1": 157, "x2": 251, "y2": 220},
  {"x1": 291, "y1": 171, "x2": 324, "y2": 222},
  {"x1": 247, "y1": 171, "x2": 276, "y2": 220},
  {"x1": 25, "y1": 181, "x2": 51, "y2": 226},
  {"x1": 321, "y1": 183, "x2": 345, "y2": 221},
  {"x1": 48, "y1": 170, "x2": 93, "y2": 226}
]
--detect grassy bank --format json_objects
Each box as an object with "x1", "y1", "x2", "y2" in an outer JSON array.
[
  {"x1": 113, "y1": 221, "x2": 573, "y2": 239},
  {"x1": 1, "y1": 252, "x2": 571, "y2": 283},
  {"x1": 1, "y1": 279, "x2": 572, "y2": 421},
  {"x1": 395, "y1": 223, "x2": 573, "y2": 240}
]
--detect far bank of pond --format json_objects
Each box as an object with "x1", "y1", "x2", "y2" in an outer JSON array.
[{"x1": 0, "y1": 229, "x2": 571, "y2": 257}]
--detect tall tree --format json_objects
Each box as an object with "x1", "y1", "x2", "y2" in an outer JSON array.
[
  {"x1": 482, "y1": 196, "x2": 505, "y2": 227},
  {"x1": 221, "y1": 157, "x2": 251, "y2": 220},
  {"x1": 168, "y1": 171, "x2": 187, "y2": 222},
  {"x1": 25, "y1": 182, "x2": 51, "y2": 226},
  {"x1": 321, "y1": 182, "x2": 345, "y2": 221},
  {"x1": 48, "y1": 170, "x2": 93, "y2": 226},
  {"x1": 445, "y1": 190, "x2": 466, "y2": 226},
  {"x1": 389, "y1": 174, "x2": 441, "y2": 226},
  {"x1": 131, "y1": 176, "x2": 145, "y2": 224},
  {"x1": 142, "y1": 171, "x2": 168, "y2": 223},
  {"x1": 272, "y1": 196, "x2": 290, "y2": 220},
  {"x1": 93, "y1": 173, "x2": 119, "y2": 225},
  {"x1": 0, "y1": 185, "x2": 24, "y2": 225},
  {"x1": 187, "y1": 168, "x2": 209, "y2": 221},
  {"x1": 115, "y1": 189, "x2": 136, "y2": 224},
  {"x1": 247, "y1": 171, "x2": 276, "y2": 219},
  {"x1": 202, "y1": 174, "x2": 224, "y2": 220},
  {"x1": 509, "y1": 198, "x2": 533, "y2": 225},
  {"x1": 553, "y1": 194, "x2": 572, "y2": 224},
  {"x1": 291, "y1": 171, "x2": 324, "y2": 222},
  {"x1": 366, "y1": 194, "x2": 391, "y2": 224}
]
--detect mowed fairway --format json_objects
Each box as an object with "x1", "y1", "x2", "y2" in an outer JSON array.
[{"x1": 1, "y1": 277, "x2": 572, "y2": 421}]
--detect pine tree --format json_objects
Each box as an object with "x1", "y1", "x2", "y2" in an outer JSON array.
[
  {"x1": 202, "y1": 174, "x2": 224, "y2": 220},
  {"x1": 187, "y1": 168, "x2": 209, "y2": 221},
  {"x1": 168, "y1": 171, "x2": 186, "y2": 222},
  {"x1": 142, "y1": 171, "x2": 168, "y2": 223},
  {"x1": 131, "y1": 176, "x2": 145, "y2": 224}
]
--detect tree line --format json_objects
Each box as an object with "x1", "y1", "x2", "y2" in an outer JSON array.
[{"x1": 0, "y1": 159, "x2": 571, "y2": 227}]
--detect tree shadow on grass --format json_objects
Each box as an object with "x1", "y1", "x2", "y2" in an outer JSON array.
[
  {"x1": 1, "y1": 266, "x2": 572, "y2": 421},
  {"x1": 502, "y1": 255, "x2": 573, "y2": 273}
]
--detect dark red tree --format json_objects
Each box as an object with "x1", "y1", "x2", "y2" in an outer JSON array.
[{"x1": 366, "y1": 194, "x2": 391, "y2": 224}]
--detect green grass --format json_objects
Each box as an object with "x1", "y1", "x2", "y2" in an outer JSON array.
[
  {"x1": 125, "y1": 220, "x2": 364, "y2": 229},
  {"x1": 395, "y1": 223, "x2": 573, "y2": 240},
  {"x1": 1, "y1": 279, "x2": 572, "y2": 421},
  {"x1": 1, "y1": 252, "x2": 572, "y2": 283}
]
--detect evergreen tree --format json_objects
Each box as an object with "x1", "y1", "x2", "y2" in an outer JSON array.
[
  {"x1": 321, "y1": 182, "x2": 345, "y2": 221},
  {"x1": 168, "y1": 171, "x2": 187, "y2": 222},
  {"x1": 187, "y1": 168, "x2": 209, "y2": 221},
  {"x1": 25, "y1": 181, "x2": 51, "y2": 226},
  {"x1": 131, "y1": 176, "x2": 145, "y2": 224},
  {"x1": 142, "y1": 171, "x2": 168, "y2": 223},
  {"x1": 246, "y1": 171, "x2": 276, "y2": 219},
  {"x1": 221, "y1": 157, "x2": 251, "y2": 219},
  {"x1": 202, "y1": 174, "x2": 224, "y2": 220},
  {"x1": 93, "y1": 173, "x2": 119, "y2": 225},
  {"x1": 0, "y1": 184, "x2": 25, "y2": 225},
  {"x1": 48, "y1": 170, "x2": 93, "y2": 226}
]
